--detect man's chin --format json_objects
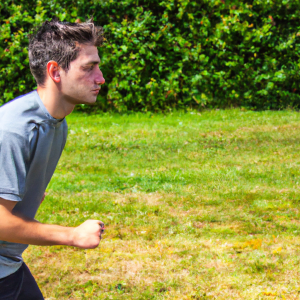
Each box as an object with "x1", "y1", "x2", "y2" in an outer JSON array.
[
  {"x1": 63, "y1": 94, "x2": 96, "y2": 105},
  {"x1": 78, "y1": 96, "x2": 98, "y2": 105}
]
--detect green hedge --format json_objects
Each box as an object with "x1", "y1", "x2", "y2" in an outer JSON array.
[{"x1": 1, "y1": 0, "x2": 300, "y2": 111}]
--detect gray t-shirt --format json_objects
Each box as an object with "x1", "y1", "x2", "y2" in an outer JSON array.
[{"x1": 0, "y1": 90, "x2": 68, "y2": 278}]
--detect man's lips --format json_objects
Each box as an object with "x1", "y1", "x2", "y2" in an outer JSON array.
[{"x1": 92, "y1": 88, "x2": 100, "y2": 93}]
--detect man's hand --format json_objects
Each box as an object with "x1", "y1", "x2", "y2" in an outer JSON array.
[{"x1": 71, "y1": 220, "x2": 105, "y2": 249}]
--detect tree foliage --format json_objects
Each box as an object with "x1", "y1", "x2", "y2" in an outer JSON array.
[{"x1": 1, "y1": 0, "x2": 300, "y2": 111}]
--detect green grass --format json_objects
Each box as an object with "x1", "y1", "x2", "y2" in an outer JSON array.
[{"x1": 24, "y1": 109, "x2": 300, "y2": 299}]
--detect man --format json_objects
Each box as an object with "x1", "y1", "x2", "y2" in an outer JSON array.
[{"x1": 0, "y1": 19, "x2": 105, "y2": 299}]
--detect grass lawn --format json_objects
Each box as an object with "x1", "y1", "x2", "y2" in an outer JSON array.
[{"x1": 24, "y1": 109, "x2": 300, "y2": 299}]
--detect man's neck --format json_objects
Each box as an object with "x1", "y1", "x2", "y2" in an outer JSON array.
[{"x1": 37, "y1": 86, "x2": 75, "y2": 119}]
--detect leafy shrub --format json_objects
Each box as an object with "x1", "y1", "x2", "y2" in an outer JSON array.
[
  {"x1": 1, "y1": 0, "x2": 300, "y2": 111},
  {"x1": 0, "y1": 0, "x2": 73, "y2": 106}
]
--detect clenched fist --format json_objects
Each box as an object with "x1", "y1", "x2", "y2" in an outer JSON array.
[{"x1": 71, "y1": 220, "x2": 105, "y2": 249}]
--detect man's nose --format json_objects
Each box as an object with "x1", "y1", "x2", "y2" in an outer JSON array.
[{"x1": 95, "y1": 69, "x2": 105, "y2": 85}]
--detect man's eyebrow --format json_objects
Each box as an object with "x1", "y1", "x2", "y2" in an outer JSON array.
[{"x1": 84, "y1": 60, "x2": 101, "y2": 65}]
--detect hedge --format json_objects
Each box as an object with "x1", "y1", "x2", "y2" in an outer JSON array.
[{"x1": 1, "y1": 0, "x2": 300, "y2": 111}]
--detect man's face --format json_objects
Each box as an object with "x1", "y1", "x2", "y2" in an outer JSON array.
[{"x1": 59, "y1": 43, "x2": 105, "y2": 105}]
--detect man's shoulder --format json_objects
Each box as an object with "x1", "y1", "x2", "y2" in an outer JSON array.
[
  {"x1": 0, "y1": 91, "x2": 38, "y2": 115},
  {"x1": 0, "y1": 91, "x2": 40, "y2": 135}
]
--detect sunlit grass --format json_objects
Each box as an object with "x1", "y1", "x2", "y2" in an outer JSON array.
[{"x1": 24, "y1": 109, "x2": 300, "y2": 299}]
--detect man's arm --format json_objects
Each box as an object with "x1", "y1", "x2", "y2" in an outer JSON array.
[{"x1": 0, "y1": 197, "x2": 104, "y2": 249}]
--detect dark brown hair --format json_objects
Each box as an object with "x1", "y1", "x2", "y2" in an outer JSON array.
[{"x1": 28, "y1": 18, "x2": 104, "y2": 85}]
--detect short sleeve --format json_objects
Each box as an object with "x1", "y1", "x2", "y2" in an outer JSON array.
[{"x1": 0, "y1": 130, "x2": 30, "y2": 202}]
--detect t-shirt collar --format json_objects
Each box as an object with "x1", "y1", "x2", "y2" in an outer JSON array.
[{"x1": 34, "y1": 90, "x2": 65, "y2": 125}]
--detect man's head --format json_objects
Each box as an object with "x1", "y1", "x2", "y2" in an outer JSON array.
[{"x1": 29, "y1": 19, "x2": 105, "y2": 105}]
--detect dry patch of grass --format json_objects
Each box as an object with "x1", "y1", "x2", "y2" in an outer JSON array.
[{"x1": 25, "y1": 235, "x2": 300, "y2": 299}]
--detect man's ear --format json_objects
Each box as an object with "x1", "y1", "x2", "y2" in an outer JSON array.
[{"x1": 47, "y1": 61, "x2": 61, "y2": 83}]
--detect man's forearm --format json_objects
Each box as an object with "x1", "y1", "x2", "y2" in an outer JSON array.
[
  {"x1": 0, "y1": 211, "x2": 74, "y2": 246},
  {"x1": 0, "y1": 197, "x2": 103, "y2": 249}
]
